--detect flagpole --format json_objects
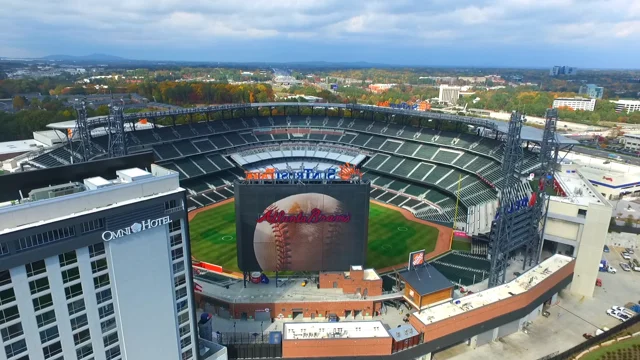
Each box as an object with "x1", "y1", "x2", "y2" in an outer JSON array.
[{"x1": 450, "y1": 174, "x2": 462, "y2": 249}]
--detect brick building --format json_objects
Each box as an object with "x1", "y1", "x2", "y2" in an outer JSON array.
[{"x1": 319, "y1": 266, "x2": 383, "y2": 297}]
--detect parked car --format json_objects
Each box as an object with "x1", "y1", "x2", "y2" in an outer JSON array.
[
  {"x1": 611, "y1": 306, "x2": 635, "y2": 317},
  {"x1": 622, "y1": 252, "x2": 631, "y2": 260},
  {"x1": 625, "y1": 248, "x2": 635, "y2": 254},
  {"x1": 606, "y1": 309, "x2": 627, "y2": 322},
  {"x1": 603, "y1": 245, "x2": 610, "y2": 253},
  {"x1": 607, "y1": 266, "x2": 617, "y2": 274},
  {"x1": 620, "y1": 262, "x2": 632, "y2": 272},
  {"x1": 328, "y1": 313, "x2": 339, "y2": 322}
]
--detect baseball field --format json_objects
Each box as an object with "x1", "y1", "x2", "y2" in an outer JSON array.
[{"x1": 189, "y1": 200, "x2": 445, "y2": 272}]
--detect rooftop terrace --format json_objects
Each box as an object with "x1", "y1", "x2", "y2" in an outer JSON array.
[
  {"x1": 0, "y1": 164, "x2": 181, "y2": 234},
  {"x1": 283, "y1": 321, "x2": 390, "y2": 340},
  {"x1": 412, "y1": 254, "x2": 573, "y2": 326}
]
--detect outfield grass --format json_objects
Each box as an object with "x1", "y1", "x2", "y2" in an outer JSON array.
[{"x1": 189, "y1": 201, "x2": 441, "y2": 272}]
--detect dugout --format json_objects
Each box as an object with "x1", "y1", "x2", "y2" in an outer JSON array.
[{"x1": 398, "y1": 263, "x2": 454, "y2": 310}]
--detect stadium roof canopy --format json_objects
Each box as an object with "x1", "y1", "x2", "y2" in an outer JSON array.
[{"x1": 45, "y1": 103, "x2": 578, "y2": 145}]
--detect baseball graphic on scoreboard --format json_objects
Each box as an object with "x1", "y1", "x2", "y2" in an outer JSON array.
[{"x1": 253, "y1": 193, "x2": 351, "y2": 271}]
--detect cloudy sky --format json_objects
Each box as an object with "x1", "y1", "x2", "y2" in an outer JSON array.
[{"x1": 1, "y1": 0, "x2": 639, "y2": 68}]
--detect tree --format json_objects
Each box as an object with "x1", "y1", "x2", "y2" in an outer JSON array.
[
  {"x1": 12, "y1": 96, "x2": 26, "y2": 110},
  {"x1": 625, "y1": 214, "x2": 634, "y2": 227},
  {"x1": 95, "y1": 105, "x2": 110, "y2": 116}
]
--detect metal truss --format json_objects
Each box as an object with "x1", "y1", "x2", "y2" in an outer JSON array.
[
  {"x1": 107, "y1": 100, "x2": 128, "y2": 158},
  {"x1": 525, "y1": 108, "x2": 558, "y2": 266},
  {"x1": 74, "y1": 99, "x2": 94, "y2": 162},
  {"x1": 488, "y1": 111, "x2": 525, "y2": 288}
]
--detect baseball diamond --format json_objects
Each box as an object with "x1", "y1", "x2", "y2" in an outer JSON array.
[{"x1": 189, "y1": 199, "x2": 443, "y2": 272}]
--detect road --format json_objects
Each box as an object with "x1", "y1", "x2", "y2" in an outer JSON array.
[{"x1": 572, "y1": 146, "x2": 640, "y2": 166}]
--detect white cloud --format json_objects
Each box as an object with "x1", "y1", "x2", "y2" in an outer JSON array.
[{"x1": 0, "y1": 0, "x2": 638, "y2": 60}]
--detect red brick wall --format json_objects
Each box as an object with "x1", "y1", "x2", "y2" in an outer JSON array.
[
  {"x1": 319, "y1": 272, "x2": 382, "y2": 297},
  {"x1": 282, "y1": 337, "x2": 392, "y2": 358},
  {"x1": 409, "y1": 260, "x2": 575, "y2": 341}
]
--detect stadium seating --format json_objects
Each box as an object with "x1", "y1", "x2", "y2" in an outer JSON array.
[
  {"x1": 223, "y1": 133, "x2": 247, "y2": 146},
  {"x1": 207, "y1": 154, "x2": 233, "y2": 170},
  {"x1": 173, "y1": 140, "x2": 200, "y2": 156},
  {"x1": 192, "y1": 139, "x2": 216, "y2": 153},
  {"x1": 154, "y1": 143, "x2": 181, "y2": 160},
  {"x1": 209, "y1": 135, "x2": 233, "y2": 149},
  {"x1": 174, "y1": 158, "x2": 205, "y2": 177}
]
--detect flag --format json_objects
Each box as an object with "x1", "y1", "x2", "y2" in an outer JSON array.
[
  {"x1": 529, "y1": 192, "x2": 537, "y2": 207},
  {"x1": 194, "y1": 283, "x2": 203, "y2": 292}
]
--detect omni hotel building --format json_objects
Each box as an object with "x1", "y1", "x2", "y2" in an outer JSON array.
[{"x1": 0, "y1": 165, "x2": 197, "y2": 360}]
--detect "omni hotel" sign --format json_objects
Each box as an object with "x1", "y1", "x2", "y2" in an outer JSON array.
[{"x1": 101, "y1": 216, "x2": 171, "y2": 241}]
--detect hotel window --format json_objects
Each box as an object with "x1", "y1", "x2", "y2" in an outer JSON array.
[
  {"x1": 73, "y1": 329, "x2": 91, "y2": 345},
  {"x1": 0, "y1": 270, "x2": 10, "y2": 286},
  {"x1": 105, "y1": 345, "x2": 121, "y2": 360},
  {"x1": 29, "y1": 277, "x2": 51, "y2": 294},
  {"x1": 103, "y1": 332, "x2": 119, "y2": 347},
  {"x1": 70, "y1": 314, "x2": 89, "y2": 331},
  {"x1": 65, "y1": 283, "x2": 83, "y2": 300},
  {"x1": 93, "y1": 274, "x2": 110, "y2": 289},
  {"x1": 81, "y1": 218, "x2": 105, "y2": 233},
  {"x1": 4, "y1": 339, "x2": 27, "y2": 358},
  {"x1": 101, "y1": 318, "x2": 116, "y2": 334},
  {"x1": 169, "y1": 219, "x2": 182, "y2": 232},
  {"x1": 32, "y1": 293, "x2": 54, "y2": 312},
  {"x1": 174, "y1": 274, "x2": 186, "y2": 288},
  {"x1": 96, "y1": 288, "x2": 112, "y2": 305},
  {"x1": 0, "y1": 242, "x2": 8, "y2": 257},
  {"x1": 39, "y1": 325, "x2": 59, "y2": 343},
  {"x1": 182, "y1": 349, "x2": 193, "y2": 360},
  {"x1": 36, "y1": 310, "x2": 56, "y2": 328},
  {"x1": 67, "y1": 298, "x2": 86, "y2": 315},
  {"x1": 165, "y1": 199, "x2": 178, "y2": 210},
  {"x1": 180, "y1": 335, "x2": 192, "y2": 349},
  {"x1": 42, "y1": 341, "x2": 62, "y2": 359},
  {"x1": 173, "y1": 261, "x2": 185, "y2": 274},
  {"x1": 26, "y1": 260, "x2": 47, "y2": 277},
  {"x1": 99, "y1": 304, "x2": 114, "y2": 319},
  {"x1": 172, "y1": 248, "x2": 184, "y2": 261},
  {"x1": 0, "y1": 305, "x2": 20, "y2": 325},
  {"x1": 88, "y1": 243, "x2": 105, "y2": 258},
  {"x1": 62, "y1": 267, "x2": 81, "y2": 284},
  {"x1": 1, "y1": 323, "x2": 23, "y2": 342},
  {"x1": 170, "y1": 233, "x2": 183, "y2": 247},
  {"x1": 58, "y1": 250, "x2": 77, "y2": 267},
  {"x1": 0, "y1": 288, "x2": 16, "y2": 306},
  {"x1": 91, "y1": 258, "x2": 108, "y2": 274},
  {"x1": 76, "y1": 343, "x2": 93, "y2": 359},
  {"x1": 175, "y1": 287, "x2": 187, "y2": 301}
]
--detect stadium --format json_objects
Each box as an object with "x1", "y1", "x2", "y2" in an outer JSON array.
[{"x1": 0, "y1": 102, "x2": 596, "y2": 360}]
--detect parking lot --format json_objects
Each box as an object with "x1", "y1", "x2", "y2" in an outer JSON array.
[{"x1": 436, "y1": 245, "x2": 640, "y2": 360}]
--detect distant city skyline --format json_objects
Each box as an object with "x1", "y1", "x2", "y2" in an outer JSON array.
[{"x1": 1, "y1": 0, "x2": 639, "y2": 68}]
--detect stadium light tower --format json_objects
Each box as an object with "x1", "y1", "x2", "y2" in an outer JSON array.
[
  {"x1": 74, "y1": 99, "x2": 94, "y2": 162},
  {"x1": 488, "y1": 111, "x2": 524, "y2": 288}
]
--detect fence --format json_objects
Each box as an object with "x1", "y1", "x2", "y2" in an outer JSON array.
[
  {"x1": 544, "y1": 314, "x2": 640, "y2": 360},
  {"x1": 215, "y1": 332, "x2": 282, "y2": 359}
]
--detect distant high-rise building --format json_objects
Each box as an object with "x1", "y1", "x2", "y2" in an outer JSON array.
[
  {"x1": 550, "y1": 66, "x2": 578, "y2": 76},
  {"x1": 438, "y1": 85, "x2": 460, "y2": 105},
  {"x1": 579, "y1": 84, "x2": 604, "y2": 99},
  {"x1": 552, "y1": 97, "x2": 596, "y2": 111},
  {"x1": 0, "y1": 166, "x2": 198, "y2": 360}
]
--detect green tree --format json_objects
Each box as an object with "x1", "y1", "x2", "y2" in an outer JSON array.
[
  {"x1": 96, "y1": 105, "x2": 110, "y2": 116},
  {"x1": 12, "y1": 96, "x2": 26, "y2": 110},
  {"x1": 625, "y1": 214, "x2": 634, "y2": 227}
]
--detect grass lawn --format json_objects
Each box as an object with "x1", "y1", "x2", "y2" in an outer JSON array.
[
  {"x1": 581, "y1": 335, "x2": 640, "y2": 360},
  {"x1": 189, "y1": 201, "x2": 441, "y2": 272},
  {"x1": 451, "y1": 240, "x2": 472, "y2": 252}
]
